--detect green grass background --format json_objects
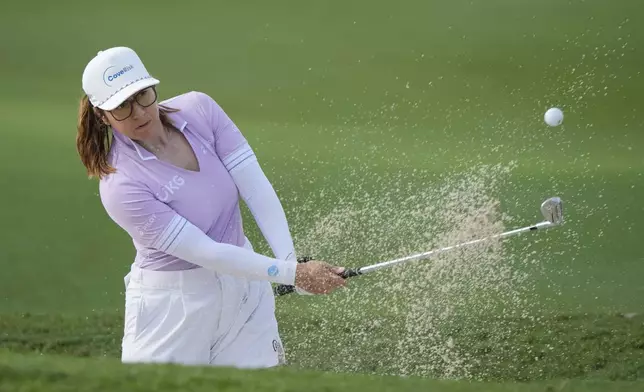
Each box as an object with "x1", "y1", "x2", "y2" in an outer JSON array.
[
  {"x1": 1, "y1": 0, "x2": 643, "y2": 389},
  {"x1": 4, "y1": 349, "x2": 644, "y2": 392}
]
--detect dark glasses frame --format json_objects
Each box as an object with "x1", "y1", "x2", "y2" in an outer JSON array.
[{"x1": 109, "y1": 86, "x2": 158, "y2": 121}]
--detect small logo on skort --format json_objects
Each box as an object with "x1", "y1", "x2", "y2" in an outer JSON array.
[
  {"x1": 103, "y1": 64, "x2": 134, "y2": 86},
  {"x1": 267, "y1": 265, "x2": 279, "y2": 277},
  {"x1": 273, "y1": 339, "x2": 286, "y2": 365}
]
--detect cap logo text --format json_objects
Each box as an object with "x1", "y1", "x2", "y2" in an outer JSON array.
[{"x1": 103, "y1": 65, "x2": 134, "y2": 86}]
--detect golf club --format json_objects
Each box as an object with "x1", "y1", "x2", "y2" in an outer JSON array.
[{"x1": 274, "y1": 197, "x2": 564, "y2": 296}]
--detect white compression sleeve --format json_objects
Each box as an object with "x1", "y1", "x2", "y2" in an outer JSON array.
[
  {"x1": 224, "y1": 144, "x2": 297, "y2": 262},
  {"x1": 164, "y1": 219, "x2": 297, "y2": 285}
]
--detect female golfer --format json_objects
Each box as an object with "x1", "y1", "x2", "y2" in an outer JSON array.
[{"x1": 76, "y1": 46, "x2": 346, "y2": 368}]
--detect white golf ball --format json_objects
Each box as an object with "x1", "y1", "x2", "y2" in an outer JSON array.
[{"x1": 544, "y1": 107, "x2": 564, "y2": 127}]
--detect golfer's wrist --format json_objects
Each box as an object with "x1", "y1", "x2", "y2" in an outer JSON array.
[
  {"x1": 279, "y1": 259, "x2": 297, "y2": 286},
  {"x1": 259, "y1": 256, "x2": 297, "y2": 285}
]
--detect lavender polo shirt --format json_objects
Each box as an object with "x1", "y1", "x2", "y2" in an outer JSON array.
[{"x1": 99, "y1": 91, "x2": 256, "y2": 271}]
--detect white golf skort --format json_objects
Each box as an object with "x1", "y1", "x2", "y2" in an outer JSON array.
[{"x1": 120, "y1": 263, "x2": 287, "y2": 368}]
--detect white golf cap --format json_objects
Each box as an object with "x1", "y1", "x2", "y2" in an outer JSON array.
[{"x1": 82, "y1": 46, "x2": 160, "y2": 110}]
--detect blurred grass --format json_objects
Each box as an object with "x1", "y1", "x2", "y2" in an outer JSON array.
[
  {"x1": 1, "y1": 310, "x2": 643, "y2": 382},
  {"x1": 3, "y1": 349, "x2": 644, "y2": 392}
]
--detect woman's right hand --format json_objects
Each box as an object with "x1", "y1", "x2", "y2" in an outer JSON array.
[{"x1": 294, "y1": 260, "x2": 347, "y2": 295}]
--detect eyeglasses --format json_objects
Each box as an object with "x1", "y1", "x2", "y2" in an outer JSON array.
[{"x1": 109, "y1": 87, "x2": 157, "y2": 121}]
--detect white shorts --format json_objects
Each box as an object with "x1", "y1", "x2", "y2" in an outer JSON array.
[{"x1": 121, "y1": 264, "x2": 286, "y2": 368}]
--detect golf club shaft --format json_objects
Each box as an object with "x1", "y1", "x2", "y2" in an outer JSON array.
[
  {"x1": 358, "y1": 220, "x2": 556, "y2": 274},
  {"x1": 274, "y1": 220, "x2": 557, "y2": 296}
]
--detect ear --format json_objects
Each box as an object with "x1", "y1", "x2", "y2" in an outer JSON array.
[{"x1": 94, "y1": 109, "x2": 110, "y2": 126}]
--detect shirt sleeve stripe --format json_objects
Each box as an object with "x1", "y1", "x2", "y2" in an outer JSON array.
[
  {"x1": 164, "y1": 219, "x2": 191, "y2": 254},
  {"x1": 150, "y1": 215, "x2": 185, "y2": 250},
  {"x1": 159, "y1": 218, "x2": 188, "y2": 252},
  {"x1": 227, "y1": 152, "x2": 257, "y2": 173},
  {"x1": 150, "y1": 214, "x2": 182, "y2": 249},
  {"x1": 223, "y1": 144, "x2": 253, "y2": 170},
  {"x1": 224, "y1": 149, "x2": 254, "y2": 171}
]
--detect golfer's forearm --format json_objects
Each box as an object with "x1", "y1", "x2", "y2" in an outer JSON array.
[
  {"x1": 165, "y1": 220, "x2": 296, "y2": 285},
  {"x1": 228, "y1": 148, "x2": 296, "y2": 261}
]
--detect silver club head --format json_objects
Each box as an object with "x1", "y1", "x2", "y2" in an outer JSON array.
[{"x1": 540, "y1": 197, "x2": 563, "y2": 225}]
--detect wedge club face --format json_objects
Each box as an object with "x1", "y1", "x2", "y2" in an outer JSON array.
[{"x1": 540, "y1": 197, "x2": 563, "y2": 225}]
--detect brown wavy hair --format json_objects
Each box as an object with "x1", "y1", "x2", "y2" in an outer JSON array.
[{"x1": 75, "y1": 94, "x2": 178, "y2": 179}]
